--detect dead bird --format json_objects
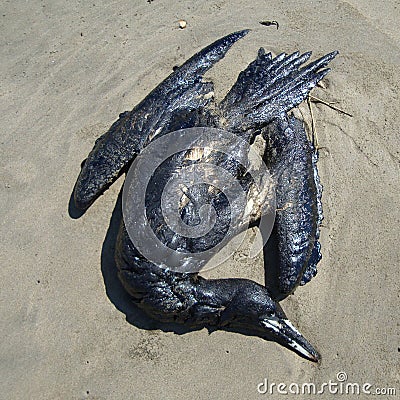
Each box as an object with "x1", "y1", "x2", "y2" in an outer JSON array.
[{"x1": 73, "y1": 30, "x2": 337, "y2": 361}]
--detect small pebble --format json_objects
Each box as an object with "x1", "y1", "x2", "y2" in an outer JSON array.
[{"x1": 178, "y1": 20, "x2": 187, "y2": 29}]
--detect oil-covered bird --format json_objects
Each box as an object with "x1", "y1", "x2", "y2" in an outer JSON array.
[{"x1": 73, "y1": 29, "x2": 337, "y2": 361}]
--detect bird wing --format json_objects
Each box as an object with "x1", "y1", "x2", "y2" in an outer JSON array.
[{"x1": 73, "y1": 30, "x2": 249, "y2": 210}]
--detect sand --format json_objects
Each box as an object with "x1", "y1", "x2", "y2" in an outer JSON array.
[{"x1": 1, "y1": 1, "x2": 399, "y2": 399}]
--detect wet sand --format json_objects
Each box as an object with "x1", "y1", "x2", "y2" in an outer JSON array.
[{"x1": 1, "y1": 1, "x2": 399, "y2": 399}]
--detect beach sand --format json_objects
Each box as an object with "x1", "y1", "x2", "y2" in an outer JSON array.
[{"x1": 1, "y1": 1, "x2": 399, "y2": 399}]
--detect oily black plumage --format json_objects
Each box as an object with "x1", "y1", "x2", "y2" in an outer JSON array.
[
  {"x1": 73, "y1": 30, "x2": 337, "y2": 361},
  {"x1": 262, "y1": 115, "x2": 323, "y2": 299},
  {"x1": 74, "y1": 30, "x2": 250, "y2": 210}
]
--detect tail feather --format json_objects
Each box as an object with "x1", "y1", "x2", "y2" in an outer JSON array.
[
  {"x1": 271, "y1": 68, "x2": 331, "y2": 106},
  {"x1": 220, "y1": 50, "x2": 338, "y2": 132}
]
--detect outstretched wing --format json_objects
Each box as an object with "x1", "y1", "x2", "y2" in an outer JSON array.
[{"x1": 74, "y1": 30, "x2": 249, "y2": 210}]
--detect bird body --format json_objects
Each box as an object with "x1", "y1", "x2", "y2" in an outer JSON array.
[{"x1": 73, "y1": 30, "x2": 337, "y2": 361}]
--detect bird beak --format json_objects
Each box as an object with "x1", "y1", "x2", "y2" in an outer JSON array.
[{"x1": 261, "y1": 317, "x2": 320, "y2": 362}]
